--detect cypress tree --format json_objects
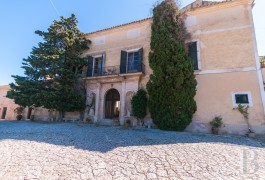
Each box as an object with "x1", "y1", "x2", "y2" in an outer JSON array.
[
  {"x1": 146, "y1": 0, "x2": 197, "y2": 131},
  {"x1": 7, "y1": 14, "x2": 90, "y2": 120}
]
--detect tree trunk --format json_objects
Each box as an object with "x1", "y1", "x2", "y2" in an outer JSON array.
[
  {"x1": 80, "y1": 110, "x2": 85, "y2": 122},
  {"x1": 58, "y1": 110, "x2": 65, "y2": 122},
  {"x1": 137, "y1": 118, "x2": 144, "y2": 126},
  {"x1": 141, "y1": 118, "x2": 144, "y2": 126}
]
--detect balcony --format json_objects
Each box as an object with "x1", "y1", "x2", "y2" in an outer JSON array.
[{"x1": 86, "y1": 63, "x2": 145, "y2": 78}]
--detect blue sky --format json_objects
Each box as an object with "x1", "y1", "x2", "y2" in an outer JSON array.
[{"x1": 0, "y1": 0, "x2": 264, "y2": 85}]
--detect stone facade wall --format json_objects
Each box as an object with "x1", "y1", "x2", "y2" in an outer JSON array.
[
  {"x1": 83, "y1": 0, "x2": 265, "y2": 134},
  {"x1": 0, "y1": 86, "x2": 18, "y2": 120},
  {"x1": 0, "y1": 85, "x2": 52, "y2": 121},
  {"x1": 184, "y1": 0, "x2": 265, "y2": 135}
]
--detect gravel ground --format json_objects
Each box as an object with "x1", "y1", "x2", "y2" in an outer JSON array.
[
  {"x1": 0, "y1": 121, "x2": 264, "y2": 180},
  {"x1": 255, "y1": 135, "x2": 265, "y2": 145}
]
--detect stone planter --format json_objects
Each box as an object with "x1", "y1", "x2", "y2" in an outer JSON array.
[
  {"x1": 211, "y1": 127, "x2": 219, "y2": 135},
  {"x1": 124, "y1": 121, "x2": 131, "y2": 127},
  {"x1": 16, "y1": 114, "x2": 23, "y2": 121},
  {"x1": 248, "y1": 132, "x2": 255, "y2": 138},
  {"x1": 30, "y1": 115, "x2": 35, "y2": 121}
]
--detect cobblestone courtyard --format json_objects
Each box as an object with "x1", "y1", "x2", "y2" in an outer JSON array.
[{"x1": 0, "y1": 121, "x2": 264, "y2": 179}]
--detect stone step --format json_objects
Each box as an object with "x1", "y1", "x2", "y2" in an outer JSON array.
[{"x1": 98, "y1": 119, "x2": 120, "y2": 126}]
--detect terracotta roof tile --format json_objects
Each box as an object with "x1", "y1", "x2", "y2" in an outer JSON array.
[
  {"x1": 86, "y1": 17, "x2": 152, "y2": 35},
  {"x1": 183, "y1": 0, "x2": 233, "y2": 12}
]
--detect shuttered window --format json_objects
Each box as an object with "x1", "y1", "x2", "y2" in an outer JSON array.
[
  {"x1": 86, "y1": 56, "x2": 94, "y2": 77},
  {"x1": 120, "y1": 51, "x2": 127, "y2": 74},
  {"x1": 127, "y1": 52, "x2": 139, "y2": 72},
  {"x1": 188, "y1": 42, "x2": 199, "y2": 70},
  {"x1": 120, "y1": 48, "x2": 144, "y2": 74},
  {"x1": 86, "y1": 54, "x2": 105, "y2": 77},
  {"x1": 93, "y1": 57, "x2": 102, "y2": 76},
  {"x1": 138, "y1": 48, "x2": 143, "y2": 72}
]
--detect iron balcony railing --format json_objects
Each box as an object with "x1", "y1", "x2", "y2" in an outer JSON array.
[{"x1": 86, "y1": 63, "x2": 145, "y2": 77}]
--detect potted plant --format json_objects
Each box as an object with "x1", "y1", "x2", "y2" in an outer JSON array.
[
  {"x1": 14, "y1": 106, "x2": 24, "y2": 120},
  {"x1": 247, "y1": 129, "x2": 255, "y2": 138},
  {"x1": 210, "y1": 116, "x2": 223, "y2": 134},
  {"x1": 85, "y1": 117, "x2": 93, "y2": 124},
  {"x1": 236, "y1": 104, "x2": 255, "y2": 138}
]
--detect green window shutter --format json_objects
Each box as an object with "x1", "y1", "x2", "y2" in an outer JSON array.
[
  {"x1": 100, "y1": 53, "x2": 105, "y2": 75},
  {"x1": 138, "y1": 48, "x2": 144, "y2": 72},
  {"x1": 120, "y1": 50, "x2": 127, "y2": 74},
  {"x1": 86, "y1": 56, "x2": 94, "y2": 77},
  {"x1": 188, "y1": 42, "x2": 198, "y2": 70}
]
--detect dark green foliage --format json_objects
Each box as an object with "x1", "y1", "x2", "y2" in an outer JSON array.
[
  {"x1": 131, "y1": 88, "x2": 148, "y2": 121},
  {"x1": 7, "y1": 14, "x2": 91, "y2": 119},
  {"x1": 210, "y1": 116, "x2": 223, "y2": 128},
  {"x1": 146, "y1": 0, "x2": 197, "y2": 131}
]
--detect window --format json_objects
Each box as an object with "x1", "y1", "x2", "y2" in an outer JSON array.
[
  {"x1": 235, "y1": 94, "x2": 249, "y2": 104},
  {"x1": 127, "y1": 51, "x2": 139, "y2": 72},
  {"x1": 188, "y1": 42, "x2": 199, "y2": 70},
  {"x1": 86, "y1": 54, "x2": 105, "y2": 77},
  {"x1": 120, "y1": 48, "x2": 143, "y2": 74},
  {"x1": 232, "y1": 92, "x2": 253, "y2": 107},
  {"x1": 93, "y1": 57, "x2": 102, "y2": 76}
]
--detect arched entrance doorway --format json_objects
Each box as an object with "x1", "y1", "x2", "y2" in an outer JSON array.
[{"x1": 105, "y1": 89, "x2": 120, "y2": 119}]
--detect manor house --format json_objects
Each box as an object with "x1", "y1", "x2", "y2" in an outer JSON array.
[{"x1": 1, "y1": 0, "x2": 264, "y2": 135}]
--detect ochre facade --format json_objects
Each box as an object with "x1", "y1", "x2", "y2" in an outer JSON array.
[
  {"x1": 1, "y1": 0, "x2": 264, "y2": 135},
  {"x1": 0, "y1": 85, "x2": 18, "y2": 120}
]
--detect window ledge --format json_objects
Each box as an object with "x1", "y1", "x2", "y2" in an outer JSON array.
[{"x1": 194, "y1": 70, "x2": 201, "y2": 75}]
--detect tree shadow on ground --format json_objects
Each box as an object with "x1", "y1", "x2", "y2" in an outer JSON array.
[{"x1": 0, "y1": 121, "x2": 264, "y2": 153}]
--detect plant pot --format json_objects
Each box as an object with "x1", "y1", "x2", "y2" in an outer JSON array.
[
  {"x1": 16, "y1": 114, "x2": 23, "y2": 121},
  {"x1": 211, "y1": 127, "x2": 219, "y2": 135},
  {"x1": 248, "y1": 132, "x2": 255, "y2": 138},
  {"x1": 124, "y1": 119, "x2": 131, "y2": 127}
]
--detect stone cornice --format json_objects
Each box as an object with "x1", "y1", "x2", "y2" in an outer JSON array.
[
  {"x1": 83, "y1": 73, "x2": 143, "y2": 84},
  {"x1": 187, "y1": 0, "x2": 254, "y2": 16}
]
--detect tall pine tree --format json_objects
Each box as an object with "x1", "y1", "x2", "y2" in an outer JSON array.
[
  {"x1": 7, "y1": 14, "x2": 90, "y2": 120},
  {"x1": 147, "y1": 0, "x2": 197, "y2": 131}
]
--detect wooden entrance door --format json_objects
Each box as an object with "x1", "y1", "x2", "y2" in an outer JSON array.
[{"x1": 105, "y1": 89, "x2": 120, "y2": 119}]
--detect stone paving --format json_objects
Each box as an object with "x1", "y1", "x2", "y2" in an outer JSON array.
[{"x1": 0, "y1": 121, "x2": 265, "y2": 180}]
